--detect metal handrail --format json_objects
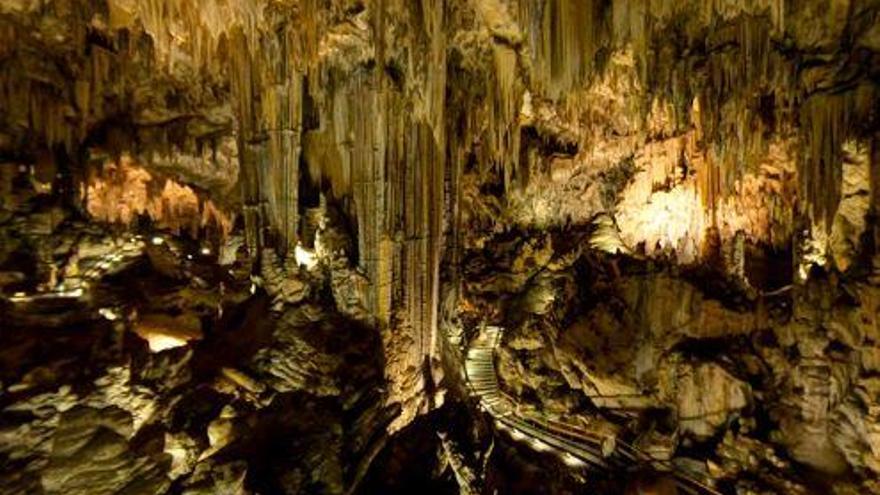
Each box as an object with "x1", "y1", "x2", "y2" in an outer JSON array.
[{"x1": 464, "y1": 325, "x2": 724, "y2": 495}]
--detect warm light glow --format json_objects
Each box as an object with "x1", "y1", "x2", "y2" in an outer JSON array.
[
  {"x1": 85, "y1": 155, "x2": 232, "y2": 237},
  {"x1": 294, "y1": 243, "x2": 318, "y2": 269},
  {"x1": 133, "y1": 314, "x2": 201, "y2": 353},
  {"x1": 99, "y1": 308, "x2": 119, "y2": 321},
  {"x1": 562, "y1": 453, "x2": 585, "y2": 467},
  {"x1": 614, "y1": 138, "x2": 794, "y2": 263},
  {"x1": 799, "y1": 225, "x2": 828, "y2": 280},
  {"x1": 200, "y1": 246, "x2": 211, "y2": 255},
  {"x1": 601, "y1": 436, "x2": 616, "y2": 457},
  {"x1": 151, "y1": 236, "x2": 164, "y2": 245},
  {"x1": 531, "y1": 439, "x2": 551, "y2": 452},
  {"x1": 143, "y1": 333, "x2": 189, "y2": 352},
  {"x1": 9, "y1": 287, "x2": 83, "y2": 303},
  {"x1": 617, "y1": 184, "x2": 707, "y2": 261},
  {"x1": 590, "y1": 214, "x2": 629, "y2": 254}
]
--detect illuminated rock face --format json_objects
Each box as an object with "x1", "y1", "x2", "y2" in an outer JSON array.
[
  {"x1": 85, "y1": 156, "x2": 233, "y2": 238},
  {"x1": 0, "y1": 0, "x2": 879, "y2": 494}
]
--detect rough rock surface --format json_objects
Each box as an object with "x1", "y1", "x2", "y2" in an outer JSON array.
[{"x1": 1, "y1": 0, "x2": 879, "y2": 493}]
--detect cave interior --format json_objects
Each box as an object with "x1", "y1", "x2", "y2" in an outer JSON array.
[{"x1": 1, "y1": 1, "x2": 880, "y2": 494}]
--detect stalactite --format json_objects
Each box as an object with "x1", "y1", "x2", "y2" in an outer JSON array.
[
  {"x1": 491, "y1": 44, "x2": 522, "y2": 189},
  {"x1": 514, "y1": 0, "x2": 601, "y2": 100},
  {"x1": 260, "y1": 34, "x2": 303, "y2": 254},
  {"x1": 285, "y1": 0, "x2": 451, "y2": 431},
  {"x1": 799, "y1": 85, "x2": 877, "y2": 229},
  {"x1": 3, "y1": 0, "x2": 878, "y2": 447},
  {"x1": 84, "y1": 155, "x2": 233, "y2": 238},
  {"x1": 693, "y1": 13, "x2": 779, "y2": 217},
  {"x1": 611, "y1": 0, "x2": 647, "y2": 82},
  {"x1": 228, "y1": 27, "x2": 266, "y2": 253},
  {"x1": 224, "y1": 2, "x2": 325, "y2": 254}
]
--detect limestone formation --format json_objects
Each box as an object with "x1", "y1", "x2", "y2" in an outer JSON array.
[{"x1": 1, "y1": 0, "x2": 879, "y2": 493}]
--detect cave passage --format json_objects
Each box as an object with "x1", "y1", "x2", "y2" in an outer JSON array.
[{"x1": 1, "y1": 1, "x2": 879, "y2": 494}]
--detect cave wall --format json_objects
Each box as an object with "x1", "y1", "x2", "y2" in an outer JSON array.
[
  {"x1": 4, "y1": 0, "x2": 879, "y2": 429},
  {"x1": 1, "y1": 0, "x2": 880, "y2": 493}
]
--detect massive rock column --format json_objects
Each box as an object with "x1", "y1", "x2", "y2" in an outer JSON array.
[
  {"x1": 228, "y1": 15, "x2": 310, "y2": 255},
  {"x1": 188, "y1": 0, "x2": 450, "y2": 431},
  {"x1": 305, "y1": 0, "x2": 449, "y2": 429}
]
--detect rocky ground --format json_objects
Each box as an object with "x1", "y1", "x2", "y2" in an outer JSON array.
[
  {"x1": 0, "y1": 190, "x2": 396, "y2": 494},
  {"x1": 1, "y1": 0, "x2": 880, "y2": 493},
  {"x1": 458, "y1": 225, "x2": 880, "y2": 494}
]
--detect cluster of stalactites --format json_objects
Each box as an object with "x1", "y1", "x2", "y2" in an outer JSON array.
[
  {"x1": 107, "y1": 0, "x2": 322, "y2": 77},
  {"x1": 83, "y1": 155, "x2": 233, "y2": 238},
  {"x1": 459, "y1": 0, "x2": 878, "y2": 273},
  {"x1": 4, "y1": 0, "x2": 325, "y2": 251},
  {"x1": 214, "y1": 0, "x2": 451, "y2": 430},
  {"x1": 519, "y1": 1, "x2": 872, "y2": 234},
  {"x1": 219, "y1": 0, "x2": 329, "y2": 254},
  {"x1": 516, "y1": 0, "x2": 599, "y2": 100},
  {"x1": 2, "y1": 0, "x2": 250, "y2": 249},
  {"x1": 466, "y1": 0, "x2": 796, "y2": 200},
  {"x1": 642, "y1": 2, "x2": 872, "y2": 234},
  {"x1": 304, "y1": 0, "x2": 448, "y2": 326},
  {"x1": 799, "y1": 85, "x2": 877, "y2": 229},
  {"x1": 0, "y1": 2, "x2": 132, "y2": 156}
]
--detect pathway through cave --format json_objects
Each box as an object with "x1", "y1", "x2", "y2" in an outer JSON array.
[{"x1": 464, "y1": 325, "x2": 724, "y2": 495}]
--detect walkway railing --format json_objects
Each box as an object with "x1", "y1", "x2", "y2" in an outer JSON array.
[{"x1": 464, "y1": 325, "x2": 724, "y2": 495}]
